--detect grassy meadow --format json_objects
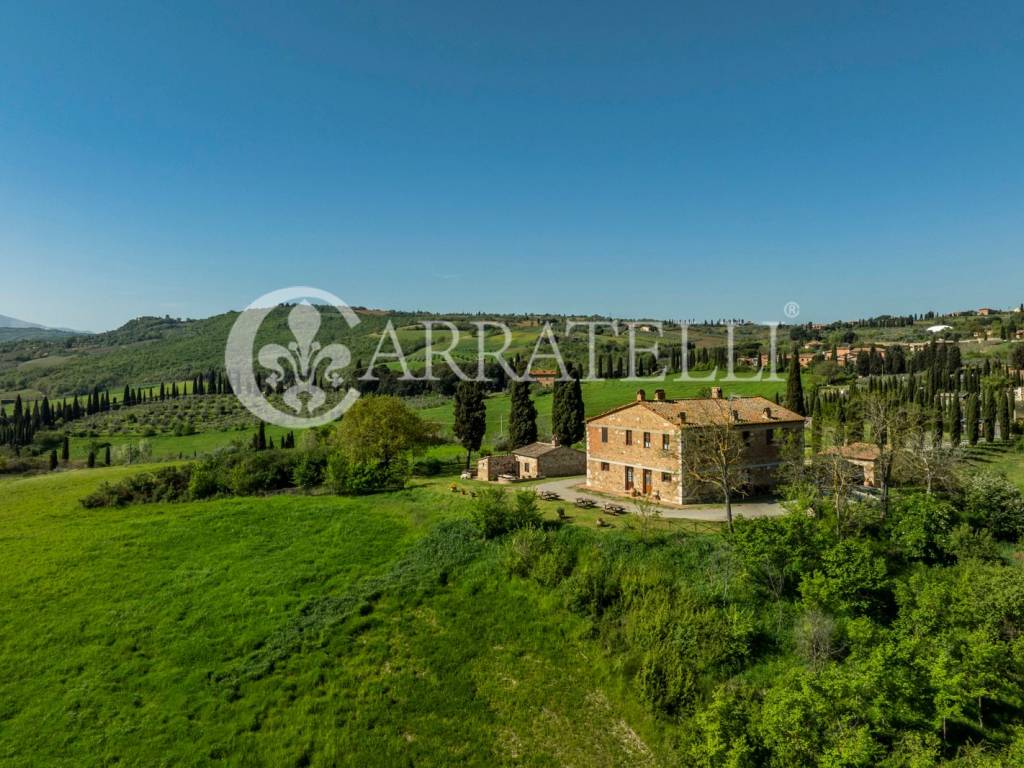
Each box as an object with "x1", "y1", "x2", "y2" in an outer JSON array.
[{"x1": 0, "y1": 467, "x2": 672, "y2": 767}]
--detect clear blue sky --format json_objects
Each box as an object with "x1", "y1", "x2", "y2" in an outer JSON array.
[{"x1": 1, "y1": 1, "x2": 1021, "y2": 331}]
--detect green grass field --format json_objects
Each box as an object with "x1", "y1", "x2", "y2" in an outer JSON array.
[
  {"x1": 965, "y1": 442, "x2": 1024, "y2": 490},
  {"x1": 0, "y1": 468, "x2": 669, "y2": 766},
  {"x1": 63, "y1": 425, "x2": 297, "y2": 461}
]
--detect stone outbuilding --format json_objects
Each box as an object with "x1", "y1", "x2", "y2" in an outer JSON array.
[
  {"x1": 477, "y1": 441, "x2": 586, "y2": 481},
  {"x1": 826, "y1": 441, "x2": 882, "y2": 487}
]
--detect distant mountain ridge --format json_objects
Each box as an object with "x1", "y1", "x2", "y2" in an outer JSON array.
[{"x1": 0, "y1": 314, "x2": 88, "y2": 334}]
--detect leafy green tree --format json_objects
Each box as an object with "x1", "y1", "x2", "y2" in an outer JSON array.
[
  {"x1": 453, "y1": 381, "x2": 487, "y2": 469},
  {"x1": 507, "y1": 380, "x2": 538, "y2": 448},
  {"x1": 335, "y1": 395, "x2": 430, "y2": 469},
  {"x1": 888, "y1": 492, "x2": 954, "y2": 562}
]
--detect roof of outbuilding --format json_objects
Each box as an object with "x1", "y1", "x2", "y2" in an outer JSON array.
[
  {"x1": 512, "y1": 441, "x2": 567, "y2": 458},
  {"x1": 588, "y1": 395, "x2": 805, "y2": 428},
  {"x1": 827, "y1": 441, "x2": 882, "y2": 462}
]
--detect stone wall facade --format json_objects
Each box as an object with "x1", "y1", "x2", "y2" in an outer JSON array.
[
  {"x1": 586, "y1": 403, "x2": 803, "y2": 503},
  {"x1": 477, "y1": 454, "x2": 518, "y2": 481},
  {"x1": 532, "y1": 446, "x2": 586, "y2": 478}
]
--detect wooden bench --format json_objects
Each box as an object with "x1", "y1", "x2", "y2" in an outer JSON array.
[
  {"x1": 602, "y1": 503, "x2": 626, "y2": 515},
  {"x1": 574, "y1": 497, "x2": 597, "y2": 509},
  {"x1": 537, "y1": 490, "x2": 560, "y2": 501}
]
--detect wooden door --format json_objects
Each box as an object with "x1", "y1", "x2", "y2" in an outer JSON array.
[
  {"x1": 642, "y1": 469, "x2": 652, "y2": 495},
  {"x1": 624, "y1": 466, "x2": 634, "y2": 491}
]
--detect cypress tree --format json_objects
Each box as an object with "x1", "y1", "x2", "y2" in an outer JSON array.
[
  {"x1": 998, "y1": 389, "x2": 1011, "y2": 442},
  {"x1": 104, "y1": 445, "x2": 111, "y2": 466},
  {"x1": 966, "y1": 393, "x2": 980, "y2": 445},
  {"x1": 87, "y1": 450, "x2": 95, "y2": 468},
  {"x1": 948, "y1": 396, "x2": 962, "y2": 447},
  {"x1": 453, "y1": 381, "x2": 487, "y2": 469},
  {"x1": 566, "y1": 373, "x2": 585, "y2": 445},
  {"x1": 61, "y1": 435, "x2": 69, "y2": 463},
  {"x1": 810, "y1": 394, "x2": 822, "y2": 454},
  {"x1": 507, "y1": 380, "x2": 538, "y2": 448},
  {"x1": 256, "y1": 421, "x2": 267, "y2": 451},
  {"x1": 983, "y1": 388, "x2": 996, "y2": 442},
  {"x1": 49, "y1": 449, "x2": 58, "y2": 471},
  {"x1": 552, "y1": 370, "x2": 585, "y2": 447},
  {"x1": 785, "y1": 349, "x2": 806, "y2": 416}
]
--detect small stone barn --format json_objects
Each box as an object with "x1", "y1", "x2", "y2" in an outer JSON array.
[
  {"x1": 477, "y1": 441, "x2": 586, "y2": 481},
  {"x1": 826, "y1": 441, "x2": 882, "y2": 487}
]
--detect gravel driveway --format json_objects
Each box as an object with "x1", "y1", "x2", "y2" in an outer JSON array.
[{"x1": 533, "y1": 476, "x2": 786, "y2": 522}]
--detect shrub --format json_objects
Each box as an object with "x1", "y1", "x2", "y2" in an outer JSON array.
[
  {"x1": 227, "y1": 451, "x2": 295, "y2": 496},
  {"x1": 326, "y1": 453, "x2": 410, "y2": 495},
  {"x1": 888, "y1": 492, "x2": 954, "y2": 562},
  {"x1": 944, "y1": 523, "x2": 1002, "y2": 563},
  {"x1": 504, "y1": 527, "x2": 550, "y2": 577},
  {"x1": 963, "y1": 471, "x2": 1024, "y2": 540},
  {"x1": 471, "y1": 487, "x2": 542, "y2": 538},
  {"x1": 81, "y1": 465, "x2": 193, "y2": 508},
  {"x1": 292, "y1": 451, "x2": 327, "y2": 489},
  {"x1": 412, "y1": 456, "x2": 442, "y2": 476},
  {"x1": 188, "y1": 462, "x2": 224, "y2": 499}
]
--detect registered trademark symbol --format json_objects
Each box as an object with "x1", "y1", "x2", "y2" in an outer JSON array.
[{"x1": 784, "y1": 301, "x2": 800, "y2": 319}]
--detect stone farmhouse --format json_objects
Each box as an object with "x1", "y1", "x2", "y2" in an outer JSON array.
[
  {"x1": 527, "y1": 369, "x2": 558, "y2": 387},
  {"x1": 477, "y1": 441, "x2": 586, "y2": 482},
  {"x1": 585, "y1": 388, "x2": 805, "y2": 504}
]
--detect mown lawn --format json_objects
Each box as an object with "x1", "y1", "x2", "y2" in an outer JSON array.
[{"x1": 0, "y1": 468, "x2": 666, "y2": 766}]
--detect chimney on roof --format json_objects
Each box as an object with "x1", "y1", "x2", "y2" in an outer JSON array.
[
  {"x1": 653, "y1": 389, "x2": 666, "y2": 401},
  {"x1": 636, "y1": 389, "x2": 646, "y2": 402},
  {"x1": 732, "y1": 409, "x2": 740, "y2": 422},
  {"x1": 710, "y1": 386, "x2": 723, "y2": 399},
  {"x1": 679, "y1": 412, "x2": 687, "y2": 423},
  {"x1": 763, "y1": 407, "x2": 772, "y2": 419},
  {"x1": 551, "y1": 434, "x2": 559, "y2": 446}
]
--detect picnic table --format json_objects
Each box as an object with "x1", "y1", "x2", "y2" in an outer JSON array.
[
  {"x1": 602, "y1": 502, "x2": 627, "y2": 515},
  {"x1": 574, "y1": 497, "x2": 597, "y2": 509},
  {"x1": 537, "y1": 490, "x2": 561, "y2": 501}
]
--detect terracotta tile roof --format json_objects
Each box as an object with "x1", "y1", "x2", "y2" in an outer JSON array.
[
  {"x1": 512, "y1": 441, "x2": 564, "y2": 458},
  {"x1": 829, "y1": 442, "x2": 881, "y2": 462},
  {"x1": 589, "y1": 395, "x2": 805, "y2": 427}
]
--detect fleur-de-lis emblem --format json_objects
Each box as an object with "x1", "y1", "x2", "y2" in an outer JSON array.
[{"x1": 257, "y1": 301, "x2": 350, "y2": 414}]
